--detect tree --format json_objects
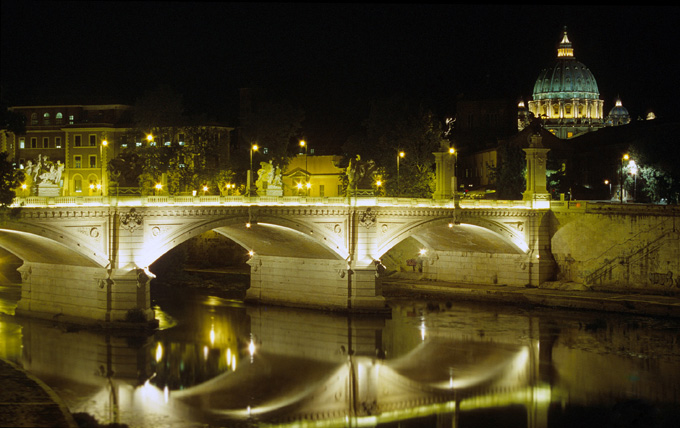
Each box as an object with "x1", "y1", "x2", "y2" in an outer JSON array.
[
  {"x1": 0, "y1": 152, "x2": 22, "y2": 207},
  {"x1": 487, "y1": 143, "x2": 526, "y2": 200},
  {"x1": 239, "y1": 98, "x2": 305, "y2": 172},
  {"x1": 342, "y1": 96, "x2": 445, "y2": 197},
  {"x1": 109, "y1": 87, "x2": 236, "y2": 195}
]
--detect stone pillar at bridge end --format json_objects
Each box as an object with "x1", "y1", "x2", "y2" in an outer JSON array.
[{"x1": 522, "y1": 133, "x2": 551, "y2": 209}]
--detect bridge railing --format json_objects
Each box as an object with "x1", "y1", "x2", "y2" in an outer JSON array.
[{"x1": 11, "y1": 195, "x2": 676, "y2": 212}]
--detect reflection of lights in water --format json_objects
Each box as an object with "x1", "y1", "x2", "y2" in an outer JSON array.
[
  {"x1": 227, "y1": 348, "x2": 232, "y2": 367},
  {"x1": 210, "y1": 325, "x2": 215, "y2": 345},
  {"x1": 164, "y1": 385, "x2": 169, "y2": 404},
  {"x1": 203, "y1": 346, "x2": 208, "y2": 360},
  {"x1": 249, "y1": 335, "x2": 256, "y2": 363},
  {"x1": 155, "y1": 343, "x2": 163, "y2": 362},
  {"x1": 231, "y1": 354, "x2": 237, "y2": 371},
  {"x1": 153, "y1": 306, "x2": 177, "y2": 330},
  {"x1": 420, "y1": 320, "x2": 426, "y2": 341},
  {"x1": 247, "y1": 406, "x2": 251, "y2": 416}
]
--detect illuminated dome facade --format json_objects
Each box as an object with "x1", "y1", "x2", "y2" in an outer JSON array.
[
  {"x1": 605, "y1": 98, "x2": 631, "y2": 126},
  {"x1": 528, "y1": 28, "x2": 604, "y2": 139}
]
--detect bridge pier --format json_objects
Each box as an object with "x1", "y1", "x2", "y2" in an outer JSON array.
[
  {"x1": 15, "y1": 262, "x2": 155, "y2": 326},
  {"x1": 245, "y1": 255, "x2": 386, "y2": 312}
]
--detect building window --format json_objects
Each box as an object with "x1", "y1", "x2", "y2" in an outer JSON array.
[
  {"x1": 42, "y1": 137, "x2": 49, "y2": 148},
  {"x1": 19, "y1": 138, "x2": 25, "y2": 149},
  {"x1": 89, "y1": 155, "x2": 97, "y2": 168},
  {"x1": 31, "y1": 137, "x2": 37, "y2": 148},
  {"x1": 56, "y1": 112, "x2": 63, "y2": 124},
  {"x1": 89, "y1": 135, "x2": 97, "y2": 147},
  {"x1": 75, "y1": 178, "x2": 82, "y2": 193},
  {"x1": 319, "y1": 185, "x2": 325, "y2": 197},
  {"x1": 44, "y1": 112, "x2": 50, "y2": 125},
  {"x1": 74, "y1": 135, "x2": 82, "y2": 147},
  {"x1": 75, "y1": 155, "x2": 82, "y2": 168},
  {"x1": 55, "y1": 137, "x2": 62, "y2": 148},
  {"x1": 69, "y1": 115, "x2": 74, "y2": 125},
  {"x1": 31, "y1": 113, "x2": 38, "y2": 126}
]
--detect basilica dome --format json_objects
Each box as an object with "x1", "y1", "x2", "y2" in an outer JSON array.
[
  {"x1": 532, "y1": 39, "x2": 599, "y2": 101},
  {"x1": 527, "y1": 28, "x2": 604, "y2": 139},
  {"x1": 606, "y1": 98, "x2": 631, "y2": 126}
]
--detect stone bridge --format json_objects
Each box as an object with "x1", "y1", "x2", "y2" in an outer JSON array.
[{"x1": 2, "y1": 195, "x2": 679, "y2": 324}]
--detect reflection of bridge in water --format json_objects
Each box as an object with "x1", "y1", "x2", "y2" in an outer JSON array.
[{"x1": 11, "y1": 294, "x2": 680, "y2": 427}]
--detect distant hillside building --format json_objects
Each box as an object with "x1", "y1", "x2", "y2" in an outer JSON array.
[
  {"x1": 605, "y1": 98, "x2": 632, "y2": 126},
  {"x1": 6, "y1": 104, "x2": 233, "y2": 197}
]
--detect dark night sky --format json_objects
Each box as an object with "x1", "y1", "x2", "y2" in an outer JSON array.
[{"x1": 2, "y1": 2, "x2": 679, "y2": 151}]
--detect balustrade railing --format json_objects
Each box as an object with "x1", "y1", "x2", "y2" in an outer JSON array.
[{"x1": 11, "y1": 195, "x2": 676, "y2": 212}]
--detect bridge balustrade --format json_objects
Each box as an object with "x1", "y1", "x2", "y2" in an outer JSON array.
[{"x1": 11, "y1": 195, "x2": 553, "y2": 209}]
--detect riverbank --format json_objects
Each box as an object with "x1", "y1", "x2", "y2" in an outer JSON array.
[
  {"x1": 0, "y1": 358, "x2": 77, "y2": 428},
  {"x1": 382, "y1": 275, "x2": 680, "y2": 318}
]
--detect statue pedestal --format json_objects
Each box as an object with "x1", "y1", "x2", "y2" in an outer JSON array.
[
  {"x1": 37, "y1": 183, "x2": 60, "y2": 197},
  {"x1": 348, "y1": 188, "x2": 375, "y2": 197},
  {"x1": 266, "y1": 186, "x2": 283, "y2": 196}
]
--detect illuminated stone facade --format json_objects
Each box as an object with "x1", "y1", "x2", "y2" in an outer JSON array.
[{"x1": 527, "y1": 29, "x2": 605, "y2": 139}]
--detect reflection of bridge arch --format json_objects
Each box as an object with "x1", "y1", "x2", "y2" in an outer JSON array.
[{"x1": 166, "y1": 340, "x2": 535, "y2": 425}]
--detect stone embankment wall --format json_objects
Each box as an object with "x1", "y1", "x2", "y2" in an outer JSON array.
[{"x1": 549, "y1": 203, "x2": 680, "y2": 292}]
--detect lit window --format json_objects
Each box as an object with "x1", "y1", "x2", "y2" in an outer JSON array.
[
  {"x1": 75, "y1": 178, "x2": 82, "y2": 192},
  {"x1": 55, "y1": 137, "x2": 62, "y2": 148},
  {"x1": 19, "y1": 138, "x2": 25, "y2": 149},
  {"x1": 121, "y1": 143, "x2": 128, "y2": 148},
  {"x1": 56, "y1": 112, "x2": 63, "y2": 124},
  {"x1": 164, "y1": 141, "x2": 171, "y2": 146},
  {"x1": 43, "y1": 112, "x2": 50, "y2": 125},
  {"x1": 136, "y1": 142, "x2": 142, "y2": 147},
  {"x1": 69, "y1": 115, "x2": 74, "y2": 125}
]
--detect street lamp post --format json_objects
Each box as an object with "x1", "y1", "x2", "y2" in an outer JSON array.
[
  {"x1": 101, "y1": 139, "x2": 108, "y2": 196},
  {"x1": 620, "y1": 154, "x2": 629, "y2": 203},
  {"x1": 604, "y1": 180, "x2": 611, "y2": 199},
  {"x1": 249, "y1": 144, "x2": 258, "y2": 196},
  {"x1": 397, "y1": 151, "x2": 405, "y2": 197},
  {"x1": 300, "y1": 140, "x2": 309, "y2": 196}
]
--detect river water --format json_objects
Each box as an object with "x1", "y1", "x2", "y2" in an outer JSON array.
[{"x1": 1, "y1": 280, "x2": 679, "y2": 428}]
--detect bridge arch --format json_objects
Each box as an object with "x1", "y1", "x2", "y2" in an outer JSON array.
[
  {"x1": 375, "y1": 218, "x2": 528, "y2": 262},
  {"x1": 0, "y1": 223, "x2": 106, "y2": 267},
  {"x1": 138, "y1": 214, "x2": 345, "y2": 269}
]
